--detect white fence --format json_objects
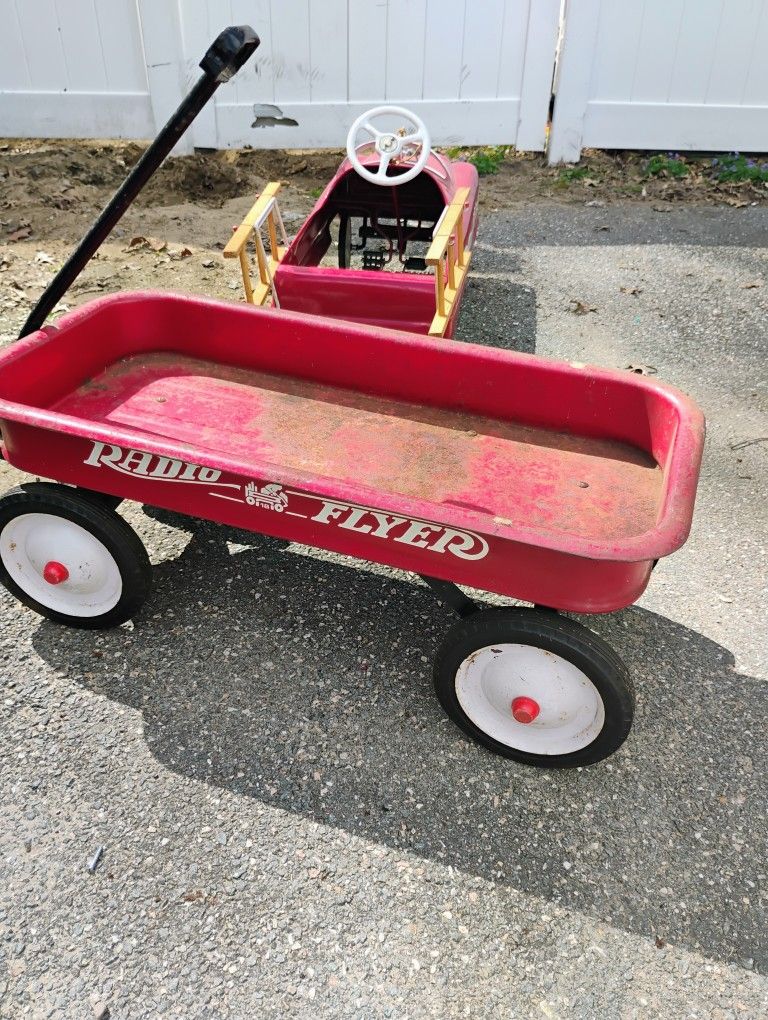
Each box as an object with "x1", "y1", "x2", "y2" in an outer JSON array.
[
  {"x1": 1, "y1": 0, "x2": 767, "y2": 161},
  {"x1": 0, "y1": 0, "x2": 153, "y2": 138},
  {"x1": 549, "y1": 0, "x2": 768, "y2": 162},
  {"x1": 174, "y1": 0, "x2": 561, "y2": 151}
]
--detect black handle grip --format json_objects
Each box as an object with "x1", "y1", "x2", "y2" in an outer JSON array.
[
  {"x1": 200, "y1": 25, "x2": 260, "y2": 82},
  {"x1": 19, "y1": 26, "x2": 260, "y2": 338}
]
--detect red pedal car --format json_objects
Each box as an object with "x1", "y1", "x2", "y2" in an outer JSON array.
[{"x1": 223, "y1": 105, "x2": 478, "y2": 338}]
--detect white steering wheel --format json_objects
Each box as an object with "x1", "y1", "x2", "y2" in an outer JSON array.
[{"x1": 346, "y1": 105, "x2": 431, "y2": 187}]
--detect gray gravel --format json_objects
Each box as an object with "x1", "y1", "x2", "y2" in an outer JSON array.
[{"x1": 1, "y1": 200, "x2": 767, "y2": 1018}]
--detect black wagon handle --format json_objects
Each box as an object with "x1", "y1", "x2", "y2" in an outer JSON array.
[{"x1": 19, "y1": 25, "x2": 260, "y2": 339}]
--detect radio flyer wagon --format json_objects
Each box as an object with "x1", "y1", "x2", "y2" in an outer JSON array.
[
  {"x1": 222, "y1": 105, "x2": 478, "y2": 337},
  {"x1": 0, "y1": 28, "x2": 705, "y2": 768}
]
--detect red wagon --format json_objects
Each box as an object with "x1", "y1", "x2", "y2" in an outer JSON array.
[{"x1": 0, "y1": 28, "x2": 705, "y2": 767}]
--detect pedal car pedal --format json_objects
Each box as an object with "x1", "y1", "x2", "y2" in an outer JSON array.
[{"x1": 362, "y1": 250, "x2": 387, "y2": 270}]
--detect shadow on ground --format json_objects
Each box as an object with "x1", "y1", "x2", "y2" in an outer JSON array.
[
  {"x1": 455, "y1": 276, "x2": 537, "y2": 355},
  {"x1": 32, "y1": 516, "x2": 766, "y2": 974}
]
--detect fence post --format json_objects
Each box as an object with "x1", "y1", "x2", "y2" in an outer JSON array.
[
  {"x1": 547, "y1": 0, "x2": 602, "y2": 165},
  {"x1": 516, "y1": 0, "x2": 562, "y2": 152},
  {"x1": 137, "y1": 0, "x2": 194, "y2": 154}
]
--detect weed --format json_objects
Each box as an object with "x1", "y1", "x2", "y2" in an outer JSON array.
[
  {"x1": 467, "y1": 145, "x2": 509, "y2": 175},
  {"x1": 308, "y1": 186, "x2": 323, "y2": 199},
  {"x1": 558, "y1": 166, "x2": 590, "y2": 183},
  {"x1": 644, "y1": 153, "x2": 690, "y2": 178},
  {"x1": 713, "y1": 153, "x2": 768, "y2": 183}
]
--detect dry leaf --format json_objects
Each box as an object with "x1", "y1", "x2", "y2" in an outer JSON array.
[
  {"x1": 569, "y1": 300, "x2": 597, "y2": 315},
  {"x1": 741, "y1": 280, "x2": 762, "y2": 289},
  {"x1": 620, "y1": 286, "x2": 643, "y2": 297},
  {"x1": 7, "y1": 226, "x2": 31, "y2": 242},
  {"x1": 169, "y1": 246, "x2": 193, "y2": 260},
  {"x1": 34, "y1": 251, "x2": 54, "y2": 264},
  {"x1": 128, "y1": 235, "x2": 167, "y2": 252}
]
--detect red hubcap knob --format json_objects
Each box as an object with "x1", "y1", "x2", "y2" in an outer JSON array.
[
  {"x1": 43, "y1": 561, "x2": 69, "y2": 585},
  {"x1": 511, "y1": 696, "x2": 540, "y2": 724}
]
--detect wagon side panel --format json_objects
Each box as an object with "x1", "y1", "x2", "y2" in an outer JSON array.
[{"x1": 0, "y1": 422, "x2": 652, "y2": 614}]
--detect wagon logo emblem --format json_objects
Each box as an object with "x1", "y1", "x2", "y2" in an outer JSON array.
[
  {"x1": 245, "y1": 481, "x2": 288, "y2": 512},
  {"x1": 83, "y1": 441, "x2": 236, "y2": 487}
]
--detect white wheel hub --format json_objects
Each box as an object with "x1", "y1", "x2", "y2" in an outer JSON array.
[
  {"x1": 455, "y1": 643, "x2": 605, "y2": 755},
  {"x1": 0, "y1": 512, "x2": 122, "y2": 617}
]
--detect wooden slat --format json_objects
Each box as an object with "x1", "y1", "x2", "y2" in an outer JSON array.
[
  {"x1": 425, "y1": 187, "x2": 472, "y2": 337},
  {"x1": 223, "y1": 183, "x2": 283, "y2": 258},
  {"x1": 238, "y1": 249, "x2": 254, "y2": 304},
  {"x1": 425, "y1": 188, "x2": 471, "y2": 263},
  {"x1": 427, "y1": 258, "x2": 471, "y2": 337}
]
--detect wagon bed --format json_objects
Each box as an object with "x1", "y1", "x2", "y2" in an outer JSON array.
[{"x1": 57, "y1": 351, "x2": 663, "y2": 545}]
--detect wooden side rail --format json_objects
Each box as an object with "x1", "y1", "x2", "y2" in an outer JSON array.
[
  {"x1": 425, "y1": 186, "x2": 472, "y2": 337},
  {"x1": 223, "y1": 181, "x2": 287, "y2": 306}
]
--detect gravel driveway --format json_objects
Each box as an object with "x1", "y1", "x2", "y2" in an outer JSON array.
[{"x1": 1, "y1": 201, "x2": 766, "y2": 1019}]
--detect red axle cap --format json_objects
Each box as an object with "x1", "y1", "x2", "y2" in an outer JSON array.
[
  {"x1": 511, "y1": 696, "x2": 540, "y2": 724},
  {"x1": 43, "y1": 561, "x2": 69, "y2": 585}
]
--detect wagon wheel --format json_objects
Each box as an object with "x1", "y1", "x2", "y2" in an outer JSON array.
[
  {"x1": 433, "y1": 608, "x2": 634, "y2": 768},
  {"x1": 0, "y1": 483, "x2": 151, "y2": 629},
  {"x1": 77, "y1": 488, "x2": 123, "y2": 511}
]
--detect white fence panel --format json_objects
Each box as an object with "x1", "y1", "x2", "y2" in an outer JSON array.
[
  {"x1": 0, "y1": 0, "x2": 153, "y2": 138},
  {"x1": 549, "y1": 0, "x2": 768, "y2": 163},
  {"x1": 190, "y1": 0, "x2": 561, "y2": 150}
]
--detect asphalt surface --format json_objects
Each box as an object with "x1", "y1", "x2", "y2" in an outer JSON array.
[{"x1": 1, "y1": 201, "x2": 767, "y2": 1018}]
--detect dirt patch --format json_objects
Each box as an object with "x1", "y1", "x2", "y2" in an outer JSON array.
[
  {"x1": 1, "y1": 137, "x2": 765, "y2": 342},
  {"x1": 3, "y1": 139, "x2": 765, "y2": 224},
  {"x1": 0, "y1": 138, "x2": 343, "y2": 213},
  {"x1": 472, "y1": 148, "x2": 768, "y2": 210}
]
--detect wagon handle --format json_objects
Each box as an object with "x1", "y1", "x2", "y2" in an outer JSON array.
[{"x1": 18, "y1": 25, "x2": 260, "y2": 339}]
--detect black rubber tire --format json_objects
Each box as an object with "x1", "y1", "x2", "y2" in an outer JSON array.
[
  {"x1": 77, "y1": 488, "x2": 123, "y2": 511},
  {"x1": 338, "y1": 211, "x2": 352, "y2": 268},
  {"x1": 0, "y1": 482, "x2": 151, "y2": 629},
  {"x1": 433, "y1": 607, "x2": 634, "y2": 768}
]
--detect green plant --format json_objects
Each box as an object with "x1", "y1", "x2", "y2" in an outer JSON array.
[
  {"x1": 467, "y1": 145, "x2": 509, "y2": 175},
  {"x1": 558, "y1": 165, "x2": 590, "y2": 183},
  {"x1": 644, "y1": 153, "x2": 689, "y2": 178},
  {"x1": 712, "y1": 153, "x2": 768, "y2": 183},
  {"x1": 308, "y1": 186, "x2": 323, "y2": 199}
]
